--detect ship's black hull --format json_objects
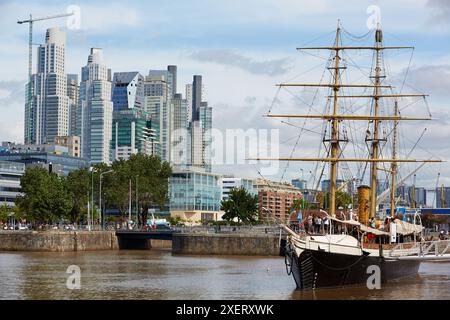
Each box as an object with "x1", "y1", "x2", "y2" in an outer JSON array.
[{"x1": 285, "y1": 246, "x2": 421, "y2": 290}]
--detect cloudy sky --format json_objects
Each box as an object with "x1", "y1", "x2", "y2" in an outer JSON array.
[{"x1": 0, "y1": 0, "x2": 449, "y2": 190}]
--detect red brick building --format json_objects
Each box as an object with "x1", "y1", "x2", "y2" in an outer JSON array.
[{"x1": 254, "y1": 179, "x2": 302, "y2": 223}]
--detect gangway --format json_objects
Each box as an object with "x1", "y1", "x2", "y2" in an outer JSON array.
[{"x1": 387, "y1": 240, "x2": 450, "y2": 261}]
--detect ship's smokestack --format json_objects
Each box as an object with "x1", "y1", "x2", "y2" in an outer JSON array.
[{"x1": 357, "y1": 185, "x2": 370, "y2": 225}]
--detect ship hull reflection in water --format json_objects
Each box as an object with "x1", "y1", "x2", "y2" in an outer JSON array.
[
  {"x1": 287, "y1": 248, "x2": 421, "y2": 290},
  {"x1": 0, "y1": 251, "x2": 448, "y2": 300}
]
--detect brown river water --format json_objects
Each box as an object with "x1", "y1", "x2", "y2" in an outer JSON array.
[{"x1": 0, "y1": 250, "x2": 449, "y2": 300}]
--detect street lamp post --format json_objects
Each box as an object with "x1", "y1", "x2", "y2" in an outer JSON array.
[
  {"x1": 136, "y1": 175, "x2": 139, "y2": 228},
  {"x1": 99, "y1": 170, "x2": 113, "y2": 230},
  {"x1": 89, "y1": 167, "x2": 96, "y2": 231},
  {"x1": 128, "y1": 179, "x2": 132, "y2": 226}
]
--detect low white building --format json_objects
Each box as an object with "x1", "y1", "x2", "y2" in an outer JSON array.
[{"x1": 220, "y1": 176, "x2": 255, "y2": 201}]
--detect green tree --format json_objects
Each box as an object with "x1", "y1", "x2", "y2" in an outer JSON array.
[
  {"x1": 336, "y1": 191, "x2": 352, "y2": 209},
  {"x1": 66, "y1": 168, "x2": 90, "y2": 223},
  {"x1": 289, "y1": 198, "x2": 310, "y2": 213},
  {"x1": 323, "y1": 191, "x2": 352, "y2": 210},
  {"x1": 0, "y1": 204, "x2": 9, "y2": 223},
  {"x1": 106, "y1": 159, "x2": 132, "y2": 217},
  {"x1": 127, "y1": 154, "x2": 172, "y2": 225},
  {"x1": 221, "y1": 187, "x2": 258, "y2": 224},
  {"x1": 15, "y1": 166, "x2": 72, "y2": 224}
]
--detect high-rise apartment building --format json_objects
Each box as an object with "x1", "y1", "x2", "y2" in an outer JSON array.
[
  {"x1": 77, "y1": 48, "x2": 113, "y2": 164},
  {"x1": 25, "y1": 28, "x2": 70, "y2": 145}
]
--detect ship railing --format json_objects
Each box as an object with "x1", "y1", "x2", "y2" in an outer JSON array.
[
  {"x1": 176, "y1": 224, "x2": 285, "y2": 236},
  {"x1": 418, "y1": 240, "x2": 450, "y2": 257},
  {"x1": 388, "y1": 240, "x2": 450, "y2": 257}
]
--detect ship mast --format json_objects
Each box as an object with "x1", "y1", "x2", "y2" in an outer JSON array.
[
  {"x1": 369, "y1": 27, "x2": 383, "y2": 218},
  {"x1": 255, "y1": 22, "x2": 442, "y2": 222},
  {"x1": 390, "y1": 101, "x2": 398, "y2": 217},
  {"x1": 329, "y1": 22, "x2": 342, "y2": 217}
]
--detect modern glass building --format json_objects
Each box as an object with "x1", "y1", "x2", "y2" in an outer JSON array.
[
  {"x1": 0, "y1": 153, "x2": 88, "y2": 176},
  {"x1": 111, "y1": 108, "x2": 157, "y2": 160},
  {"x1": 291, "y1": 179, "x2": 307, "y2": 190},
  {"x1": 169, "y1": 169, "x2": 222, "y2": 222},
  {"x1": 111, "y1": 72, "x2": 157, "y2": 160},
  {"x1": 396, "y1": 185, "x2": 427, "y2": 207},
  {"x1": 0, "y1": 161, "x2": 25, "y2": 207},
  {"x1": 321, "y1": 179, "x2": 346, "y2": 192},
  {"x1": 112, "y1": 72, "x2": 144, "y2": 112}
]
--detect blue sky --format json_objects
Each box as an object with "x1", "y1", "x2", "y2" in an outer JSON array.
[{"x1": 0, "y1": 0, "x2": 449, "y2": 187}]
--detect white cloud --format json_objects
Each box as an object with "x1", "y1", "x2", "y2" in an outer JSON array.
[
  {"x1": 190, "y1": 49, "x2": 293, "y2": 76},
  {"x1": 427, "y1": 0, "x2": 450, "y2": 24},
  {"x1": 0, "y1": 89, "x2": 11, "y2": 99}
]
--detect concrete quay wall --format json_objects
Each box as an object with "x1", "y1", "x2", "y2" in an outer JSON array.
[
  {"x1": 0, "y1": 231, "x2": 119, "y2": 252},
  {"x1": 172, "y1": 233, "x2": 281, "y2": 256}
]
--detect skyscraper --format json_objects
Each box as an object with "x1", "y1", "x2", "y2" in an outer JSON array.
[
  {"x1": 77, "y1": 48, "x2": 113, "y2": 164},
  {"x1": 112, "y1": 72, "x2": 144, "y2": 112},
  {"x1": 185, "y1": 84, "x2": 193, "y2": 123},
  {"x1": 167, "y1": 65, "x2": 177, "y2": 95},
  {"x1": 171, "y1": 93, "x2": 189, "y2": 166},
  {"x1": 144, "y1": 70, "x2": 173, "y2": 162},
  {"x1": 192, "y1": 75, "x2": 202, "y2": 121},
  {"x1": 67, "y1": 74, "x2": 79, "y2": 136},
  {"x1": 26, "y1": 28, "x2": 70, "y2": 145},
  {"x1": 111, "y1": 72, "x2": 157, "y2": 160},
  {"x1": 111, "y1": 109, "x2": 157, "y2": 160},
  {"x1": 188, "y1": 75, "x2": 212, "y2": 172}
]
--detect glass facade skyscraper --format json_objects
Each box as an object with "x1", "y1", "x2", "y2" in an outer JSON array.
[
  {"x1": 111, "y1": 109, "x2": 157, "y2": 160},
  {"x1": 77, "y1": 48, "x2": 113, "y2": 164},
  {"x1": 111, "y1": 72, "x2": 157, "y2": 160}
]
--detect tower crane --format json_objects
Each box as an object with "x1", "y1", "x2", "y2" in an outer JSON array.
[{"x1": 17, "y1": 12, "x2": 74, "y2": 143}]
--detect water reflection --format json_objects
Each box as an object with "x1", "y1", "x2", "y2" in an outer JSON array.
[{"x1": 0, "y1": 251, "x2": 448, "y2": 300}]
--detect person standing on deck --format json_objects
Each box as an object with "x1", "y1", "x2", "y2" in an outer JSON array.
[
  {"x1": 307, "y1": 214, "x2": 313, "y2": 233},
  {"x1": 323, "y1": 216, "x2": 329, "y2": 234},
  {"x1": 316, "y1": 216, "x2": 323, "y2": 234}
]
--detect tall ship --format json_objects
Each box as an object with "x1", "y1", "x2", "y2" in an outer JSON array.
[{"x1": 256, "y1": 21, "x2": 450, "y2": 290}]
